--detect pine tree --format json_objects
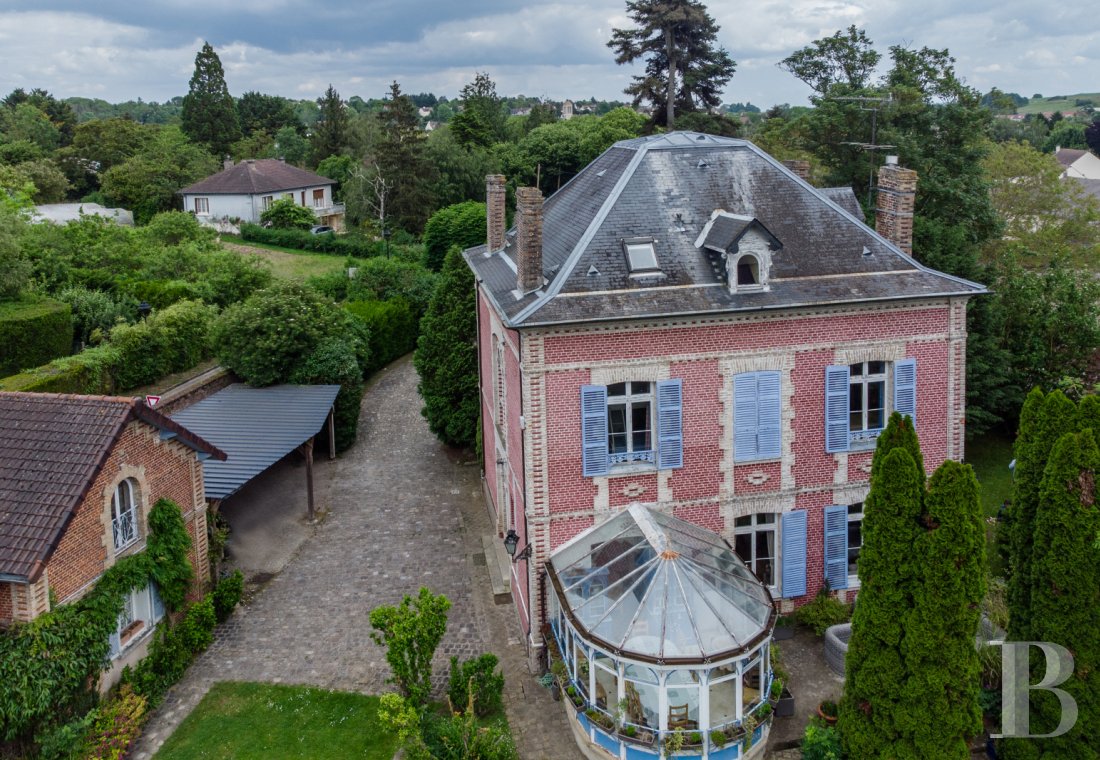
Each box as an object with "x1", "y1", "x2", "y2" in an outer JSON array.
[
  {"x1": 608, "y1": 0, "x2": 736, "y2": 129},
  {"x1": 414, "y1": 246, "x2": 479, "y2": 449},
  {"x1": 311, "y1": 84, "x2": 350, "y2": 165},
  {"x1": 839, "y1": 433, "x2": 925, "y2": 756},
  {"x1": 374, "y1": 81, "x2": 436, "y2": 233},
  {"x1": 897, "y1": 460, "x2": 985, "y2": 759},
  {"x1": 1007, "y1": 389, "x2": 1076, "y2": 641},
  {"x1": 1001, "y1": 431, "x2": 1100, "y2": 759},
  {"x1": 180, "y1": 42, "x2": 240, "y2": 157}
]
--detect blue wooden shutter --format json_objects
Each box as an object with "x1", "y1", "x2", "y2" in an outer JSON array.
[
  {"x1": 781, "y1": 510, "x2": 807, "y2": 598},
  {"x1": 894, "y1": 357, "x2": 917, "y2": 424},
  {"x1": 581, "y1": 385, "x2": 609, "y2": 476},
  {"x1": 825, "y1": 365, "x2": 850, "y2": 453},
  {"x1": 733, "y1": 373, "x2": 759, "y2": 461},
  {"x1": 757, "y1": 371, "x2": 782, "y2": 459},
  {"x1": 823, "y1": 505, "x2": 849, "y2": 590},
  {"x1": 656, "y1": 379, "x2": 684, "y2": 470}
]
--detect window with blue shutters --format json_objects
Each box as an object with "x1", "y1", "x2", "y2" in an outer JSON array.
[
  {"x1": 780, "y1": 511, "x2": 807, "y2": 598},
  {"x1": 825, "y1": 359, "x2": 918, "y2": 452},
  {"x1": 734, "y1": 371, "x2": 782, "y2": 461},
  {"x1": 580, "y1": 379, "x2": 683, "y2": 475},
  {"x1": 823, "y1": 505, "x2": 849, "y2": 590}
]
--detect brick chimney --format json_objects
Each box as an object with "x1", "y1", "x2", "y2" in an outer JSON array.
[
  {"x1": 516, "y1": 186, "x2": 544, "y2": 293},
  {"x1": 782, "y1": 160, "x2": 811, "y2": 181},
  {"x1": 876, "y1": 156, "x2": 917, "y2": 254},
  {"x1": 486, "y1": 175, "x2": 506, "y2": 252}
]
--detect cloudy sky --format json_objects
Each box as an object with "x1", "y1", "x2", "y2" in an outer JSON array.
[{"x1": 0, "y1": 1, "x2": 1096, "y2": 107}]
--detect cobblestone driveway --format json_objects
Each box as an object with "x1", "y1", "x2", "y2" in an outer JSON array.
[{"x1": 132, "y1": 357, "x2": 578, "y2": 759}]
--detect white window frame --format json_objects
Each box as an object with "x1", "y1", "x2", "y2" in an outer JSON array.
[
  {"x1": 111, "y1": 479, "x2": 138, "y2": 552},
  {"x1": 312, "y1": 188, "x2": 326, "y2": 208},
  {"x1": 607, "y1": 381, "x2": 654, "y2": 465},
  {"x1": 849, "y1": 361, "x2": 890, "y2": 444},
  {"x1": 261, "y1": 195, "x2": 274, "y2": 210},
  {"x1": 847, "y1": 502, "x2": 864, "y2": 588},
  {"x1": 733, "y1": 513, "x2": 778, "y2": 589},
  {"x1": 623, "y1": 238, "x2": 659, "y2": 274},
  {"x1": 111, "y1": 583, "x2": 164, "y2": 658},
  {"x1": 193, "y1": 197, "x2": 210, "y2": 215}
]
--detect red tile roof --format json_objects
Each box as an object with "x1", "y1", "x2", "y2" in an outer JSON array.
[
  {"x1": 0, "y1": 393, "x2": 224, "y2": 583},
  {"x1": 179, "y1": 159, "x2": 335, "y2": 195}
]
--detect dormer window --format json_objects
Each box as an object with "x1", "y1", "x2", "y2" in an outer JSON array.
[
  {"x1": 737, "y1": 255, "x2": 760, "y2": 286},
  {"x1": 694, "y1": 211, "x2": 780, "y2": 294},
  {"x1": 623, "y1": 238, "x2": 660, "y2": 274}
]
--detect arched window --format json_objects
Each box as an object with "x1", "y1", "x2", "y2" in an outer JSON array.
[
  {"x1": 736, "y1": 255, "x2": 759, "y2": 286},
  {"x1": 111, "y1": 478, "x2": 139, "y2": 551}
]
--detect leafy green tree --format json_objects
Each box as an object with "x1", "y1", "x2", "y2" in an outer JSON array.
[
  {"x1": 374, "y1": 81, "x2": 436, "y2": 232},
  {"x1": 274, "y1": 125, "x2": 310, "y2": 166},
  {"x1": 180, "y1": 42, "x2": 241, "y2": 157},
  {"x1": 0, "y1": 159, "x2": 69, "y2": 203},
  {"x1": 1001, "y1": 431, "x2": 1100, "y2": 759},
  {"x1": 236, "y1": 91, "x2": 300, "y2": 137},
  {"x1": 0, "y1": 203, "x2": 30, "y2": 299},
  {"x1": 0, "y1": 103, "x2": 61, "y2": 151},
  {"x1": 230, "y1": 130, "x2": 277, "y2": 161},
  {"x1": 414, "y1": 246, "x2": 479, "y2": 449},
  {"x1": 423, "y1": 201, "x2": 486, "y2": 272},
  {"x1": 608, "y1": 0, "x2": 736, "y2": 129},
  {"x1": 1086, "y1": 118, "x2": 1100, "y2": 155},
  {"x1": 897, "y1": 460, "x2": 985, "y2": 758},
  {"x1": 369, "y1": 588, "x2": 451, "y2": 707},
  {"x1": 346, "y1": 257, "x2": 438, "y2": 317},
  {"x1": 3, "y1": 88, "x2": 76, "y2": 145},
  {"x1": 450, "y1": 73, "x2": 506, "y2": 149},
  {"x1": 1043, "y1": 120, "x2": 1087, "y2": 153},
  {"x1": 780, "y1": 26, "x2": 880, "y2": 95},
  {"x1": 424, "y1": 128, "x2": 499, "y2": 208},
  {"x1": 315, "y1": 154, "x2": 357, "y2": 199},
  {"x1": 1007, "y1": 389, "x2": 1078, "y2": 642},
  {"x1": 840, "y1": 413, "x2": 925, "y2": 757},
  {"x1": 57, "y1": 118, "x2": 157, "y2": 195},
  {"x1": 259, "y1": 197, "x2": 316, "y2": 230},
  {"x1": 311, "y1": 85, "x2": 350, "y2": 165},
  {"x1": 290, "y1": 336, "x2": 365, "y2": 452},
  {"x1": 100, "y1": 126, "x2": 217, "y2": 224}
]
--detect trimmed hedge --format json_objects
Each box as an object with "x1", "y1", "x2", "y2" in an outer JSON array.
[
  {"x1": 345, "y1": 299, "x2": 418, "y2": 375},
  {"x1": 0, "y1": 298, "x2": 73, "y2": 376},
  {"x1": 240, "y1": 223, "x2": 381, "y2": 257}
]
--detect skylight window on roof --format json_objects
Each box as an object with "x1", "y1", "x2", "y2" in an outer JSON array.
[{"x1": 623, "y1": 239, "x2": 659, "y2": 273}]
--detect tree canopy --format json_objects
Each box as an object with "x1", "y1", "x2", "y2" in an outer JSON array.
[{"x1": 180, "y1": 42, "x2": 241, "y2": 158}]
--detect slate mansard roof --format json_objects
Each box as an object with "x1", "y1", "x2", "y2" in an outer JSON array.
[
  {"x1": 464, "y1": 132, "x2": 985, "y2": 328},
  {"x1": 180, "y1": 159, "x2": 335, "y2": 196},
  {"x1": 0, "y1": 393, "x2": 225, "y2": 583}
]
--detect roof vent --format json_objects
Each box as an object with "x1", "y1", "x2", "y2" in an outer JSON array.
[
  {"x1": 696, "y1": 134, "x2": 706, "y2": 141},
  {"x1": 862, "y1": 245, "x2": 872, "y2": 257},
  {"x1": 596, "y1": 169, "x2": 606, "y2": 178},
  {"x1": 587, "y1": 264, "x2": 600, "y2": 276},
  {"x1": 674, "y1": 213, "x2": 688, "y2": 233},
  {"x1": 697, "y1": 159, "x2": 709, "y2": 169}
]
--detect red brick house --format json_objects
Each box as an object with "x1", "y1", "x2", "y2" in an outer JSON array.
[
  {"x1": 0, "y1": 393, "x2": 224, "y2": 683},
  {"x1": 465, "y1": 133, "x2": 984, "y2": 655}
]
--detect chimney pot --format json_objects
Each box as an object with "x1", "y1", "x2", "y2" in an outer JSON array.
[
  {"x1": 516, "y1": 186, "x2": 544, "y2": 293},
  {"x1": 876, "y1": 161, "x2": 917, "y2": 255},
  {"x1": 486, "y1": 175, "x2": 506, "y2": 252}
]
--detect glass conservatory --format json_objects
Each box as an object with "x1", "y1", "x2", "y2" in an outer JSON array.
[{"x1": 547, "y1": 504, "x2": 776, "y2": 759}]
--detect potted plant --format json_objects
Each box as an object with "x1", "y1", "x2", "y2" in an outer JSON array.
[
  {"x1": 549, "y1": 661, "x2": 567, "y2": 701},
  {"x1": 773, "y1": 614, "x2": 795, "y2": 640},
  {"x1": 776, "y1": 682, "x2": 795, "y2": 718},
  {"x1": 685, "y1": 731, "x2": 703, "y2": 747},
  {"x1": 566, "y1": 684, "x2": 584, "y2": 709},
  {"x1": 817, "y1": 699, "x2": 838, "y2": 726},
  {"x1": 664, "y1": 731, "x2": 685, "y2": 755},
  {"x1": 741, "y1": 714, "x2": 760, "y2": 750},
  {"x1": 710, "y1": 729, "x2": 727, "y2": 749}
]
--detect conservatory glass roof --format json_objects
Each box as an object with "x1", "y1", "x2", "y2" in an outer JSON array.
[{"x1": 548, "y1": 504, "x2": 774, "y2": 663}]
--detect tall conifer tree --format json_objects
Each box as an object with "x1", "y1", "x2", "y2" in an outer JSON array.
[
  {"x1": 311, "y1": 85, "x2": 350, "y2": 165},
  {"x1": 180, "y1": 42, "x2": 240, "y2": 157},
  {"x1": 374, "y1": 81, "x2": 435, "y2": 232}
]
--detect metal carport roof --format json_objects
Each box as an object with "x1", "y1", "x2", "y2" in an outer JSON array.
[{"x1": 171, "y1": 383, "x2": 341, "y2": 500}]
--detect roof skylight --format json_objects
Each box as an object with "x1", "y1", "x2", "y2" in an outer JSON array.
[{"x1": 623, "y1": 239, "x2": 659, "y2": 273}]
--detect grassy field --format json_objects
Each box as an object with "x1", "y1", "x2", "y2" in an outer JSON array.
[
  {"x1": 1016, "y1": 92, "x2": 1100, "y2": 114},
  {"x1": 154, "y1": 682, "x2": 397, "y2": 760},
  {"x1": 965, "y1": 430, "x2": 1014, "y2": 517},
  {"x1": 221, "y1": 238, "x2": 350, "y2": 282}
]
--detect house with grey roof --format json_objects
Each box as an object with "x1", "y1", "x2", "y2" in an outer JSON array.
[
  {"x1": 180, "y1": 158, "x2": 344, "y2": 229},
  {"x1": 465, "y1": 133, "x2": 984, "y2": 719},
  {"x1": 1055, "y1": 147, "x2": 1100, "y2": 180}
]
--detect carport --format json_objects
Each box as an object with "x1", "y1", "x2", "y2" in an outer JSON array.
[{"x1": 171, "y1": 383, "x2": 341, "y2": 521}]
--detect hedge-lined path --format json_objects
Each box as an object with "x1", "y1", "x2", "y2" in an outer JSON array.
[{"x1": 130, "y1": 356, "x2": 578, "y2": 759}]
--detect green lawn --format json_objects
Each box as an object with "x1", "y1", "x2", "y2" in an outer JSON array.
[
  {"x1": 965, "y1": 431, "x2": 1015, "y2": 517},
  {"x1": 219, "y1": 237, "x2": 350, "y2": 282},
  {"x1": 153, "y1": 682, "x2": 398, "y2": 760},
  {"x1": 1016, "y1": 92, "x2": 1100, "y2": 114}
]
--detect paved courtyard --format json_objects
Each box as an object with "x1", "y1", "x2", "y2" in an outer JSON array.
[{"x1": 131, "y1": 356, "x2": 578, "y2": 759}]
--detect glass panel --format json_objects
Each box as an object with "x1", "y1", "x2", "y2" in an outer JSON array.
[
  {"x1": 594, "y1": 660, "x2": 618, "y2": 710},
  {"x1": 734, "y1": 515, "x2": 751, "y2": 528},
  {"x1": 742, "y1": 658, "x2": 762, "y2": 710},
  {"x1": 710, "y1": 675, "x2": 738, "y2": 727},
  {"x1": 608, "y1": 405, "x2": 628, "y2": 453},
  {"x1": 626, "y1": 242, "x2": 658, "y2": 271},
  {"x1": 850, "y1": 384, "x2": 864, "y2": 431},
  {"x1": 848, "y1": 521, "x2": 862, "y2": 575},
  {"x1": 734, "y1": 534, "x2": 751, "y2": 565},
  {"x1": 666, "y1": 673, "x2": 700, "y2": 730},
  {"x1": 756, "y1": 513, "x2": 775, "y2": 525},
  {"x1": 868, "y1": 361, "x2": 886, "y2": 375},
  {"x1": 574, "y1": 642, "x2": 590, "y2": 699},
  {"x1": 755, "y1": 530, "x2": 774, "y2": 586},
  {"x1": 631, "y1": 403, "x2": 651, "y2": 451},
  {"x1": 867, "y1": 380, "x2": 885, "y2": 429},
  {"x1": 608, "y1": 382, "x2": 627, "y2": 397},
  {"x1": 632, "y1": 382, "x2": 650, "y2": 394},
  {"x1": 624, "y1": 674, "x2": 659, "y2": 730},
  {"x1": 850, "y1": 363, "x2": 863, "y2": 377}
]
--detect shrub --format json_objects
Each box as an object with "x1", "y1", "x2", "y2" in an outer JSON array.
[
  {"x1": 260, "y1": 197, "x2": 317, "y2": 230},
  {"x1": 345, "y1": 299, "x2": 418, "y2": 374},
  {"x1": 212, "y1": 570, "x2": 244, "y2": 623},
  {"x1": 346, "y1": 257, "x2": 438, "y2": 318},
  {"x1": 145, "y1": 499, "x2": 193, "y2": 612},
  {"x1": 240, "y1": 223, "x2": 379, "y2": 257},
  {"x1": 177, "y1": 597, "x2": 217, "y2": 654},
  {"x1": 801, "y1": 716, "x2": 843, "y2": 760},
  {"x1": 290, "y1": 336, "x2": 365, "y2": 452},
  {"x1": 0, "y1": 298, "x2": 73, "y2": 376},
  {"x1": 108, "y1": 300, "x2": 216, "y2": 390},
  {"x1": 34, "y1": 710, "x2": 97, "y2": 760},
  {"x1": 142, "y1": 211, "x2": 216, "y2": 246},
  {"x1": 447, "y1": 653, "x2": 504, "y2": 717},
  {"x1": 794, "y1": 589, "x2": 850, "y2": 636},
  {"x1": 83, "y1": 685, "x2": 146, "y2": 760},
  {"x1": 0, "y1": 343, "x2": 119, "y2": 394},
  {"x1": 423, "y1": 201, "x2": 486, "y2": 272},
  {"x1": 369, "y1": 588, "x2": 451, "y2": 707},
  {"x1": 57, "y1": 286, "x2": 135, "y2": 347}
]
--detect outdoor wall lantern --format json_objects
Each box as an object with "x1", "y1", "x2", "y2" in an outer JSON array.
[{"x1": 503, "y1": 529, "x2": 532, "y2": 563}]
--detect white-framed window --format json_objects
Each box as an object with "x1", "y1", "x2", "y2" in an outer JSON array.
[
  {"x1": 313, "y1": 188, "x2": 325, "y2": 207},
  {"x1": 736, "y1": 254, "x2": 760, "y2": 286},
  {"x1": 193, "y1": 197, "x2": 209, "y2": 215},
  {"x1": 733, "y1": 513, "x2": 777, "y2": 587},
  {"x1": 492, "y1": 335, "x2": 506, "y2": 437},
  {"x1": 261, "y1": 195, "x2": 273, "y2": 210},
  {"x1": 849, "y1": 361, "x2": 888, "y2": 441},
  {"x1": 109, "y1": 583, "x2": 165, "y2": 659},
  {"x1": 111, "y1": 479, "x2": 139, "y2": 551},
  {"x1": 623, "y1": 238, "x2": 659, "y2": 273},
  {"x1": 607, "y1": 382, "x2": 653, "y2": 464},
  {"x1": 847, "y1": 502, "x2": 864, "y2": 586}
]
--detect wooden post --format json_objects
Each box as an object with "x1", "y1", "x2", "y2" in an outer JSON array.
[
  {"x1": 327, "y1": 407, "x2": 336, "y2": 460},
  {"x1": 301, "y1": 438, "x2": 315, "y2": 522}
]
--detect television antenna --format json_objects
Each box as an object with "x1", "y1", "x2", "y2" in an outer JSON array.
[{"x1": 833, "y1": 94, "x2": 895, "y2": 207}]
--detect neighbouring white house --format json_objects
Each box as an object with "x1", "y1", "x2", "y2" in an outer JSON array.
[
  {"x1": 33, "y1": 203, "x2": 134, "y2": 226},
  {"x1": 180, "y1": 159, "x2": 345, "y2": 230},
  {"x1": 1055, "y1": 147, "x2": 1100, "y2": 180}
]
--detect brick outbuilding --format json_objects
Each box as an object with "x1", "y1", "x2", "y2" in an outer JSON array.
[{"x1": 464, "y1": 132, "x2": 985, "y2": 658}]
